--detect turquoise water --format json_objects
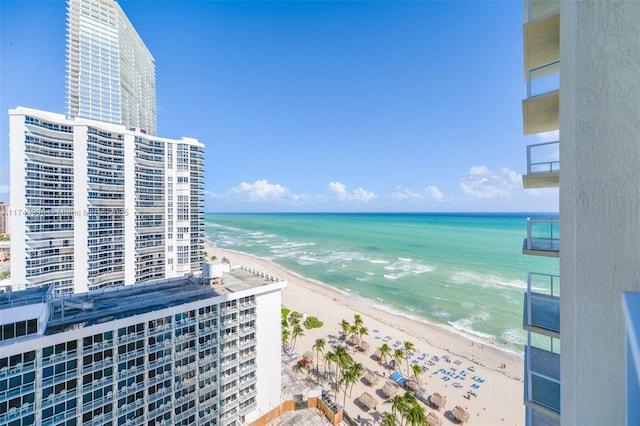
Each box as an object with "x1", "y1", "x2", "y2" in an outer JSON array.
[{"x1": 205, "y1": 213, "x2": 558, "y2": 353}]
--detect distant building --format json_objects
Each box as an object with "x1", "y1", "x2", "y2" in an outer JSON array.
[
  {"x1": 520, "y1": 1, "x2": 640, "y2": 425},
  {"x1": 9, "y1": 107, "x2": 204, "y2": 294},
  {"x1": 9, "y1": 0, "x2": 203, "y2": 294},
  {"x1": 66, "y1": 0, "x2": 157, "y2": 135},
  {"x1": 0, "y1": 202, "x2": 8, "y2": 235},
  {"x1": 0, "y1": 266, "x2": 285, "y2": 426}
]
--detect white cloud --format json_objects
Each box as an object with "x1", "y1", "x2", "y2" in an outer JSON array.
[
  {"x1": 460, "y1": 166, "x2": 521, "y2": 199},
  {"x1": 469, "y1": 165, "x2": 491, "y2": 176},
  {"x1": 230, "y1": 179, "x2": 289, "y2": 202},
  {"x1": 328, "y1": 181, "x2": 348, "y2": 200},
  {"x1": 426, "y1": 185, "x2": 444, "y2": 201},
  {"x1": 391, "y1": 187, "x2": 422, "y2": 201},
  {"x1": 328, "y1": 181, "x2": 376, "y2": 203},
  {"x1": 352, "y1": 187, "x2": 376, "y2": 202},
  {"x1": 536, "y1": 130, "x2": 559, "y2": 143},
  {"x1": 390, "y1": 185, "x2": 445, "y2": 202}
]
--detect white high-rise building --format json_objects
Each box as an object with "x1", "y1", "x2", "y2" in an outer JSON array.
[
  {"x1": 521, "y1": 1, "x2": 640, "y2": 425},
  {"x1": 9, "y1": 0, "x2": 203, "y2": 294},
  {"x1": 0, "y1": 267, "x2": 285, "y2": 426},
  {"x1": 9, "y1": 107, "x2": 204, "y2": 294},
  {"x1": 66, "y1": 0, "x2": 157, "y2": 135}
]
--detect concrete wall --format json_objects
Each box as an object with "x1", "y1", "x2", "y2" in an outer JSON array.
[
  {"x1": 253, "y1": 285, "x2": 285, "y2": 422},
  {"x1": 560, "y1": 2, "x2": 640, "y2": 424}
]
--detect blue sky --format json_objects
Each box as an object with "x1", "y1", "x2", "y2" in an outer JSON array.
[{"x1": 0, "y1": 0, "x2": 558, "y2": 213}]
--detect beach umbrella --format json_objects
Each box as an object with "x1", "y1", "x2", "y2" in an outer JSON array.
[
  {"x1": 348, "y1": 335, "x2": 359, "y2": 347},
  {"x1": 381, "y1": 382, "x2": 398, "y2": 399},
  {"x1": 358, "y1": 392, "x2": 378, "y2": 411},
  {"x1": 452, "y1": 406, "x2": 470, "y2": 424},
  {"x1": 405, "y1": 377, "x2": 420, "y2": 391},
  {"x1": 359, "y1": 341, "x2": 370, "y2": 352},
  {"x1": 426, "y1": 412, "x2": 443, "y2": 426},
  {"x1": 303, "y1": 351, "x2": 314, "y2": 363},
  {"x1": 374, "y1": 348, "x2": 382, "y2": 361},
  {"x1": 364, "y1": 371, "x2": 379, "y2": 386},
  {"x1": 429, "y1": 392, "x2": 446, "y2": 411}
]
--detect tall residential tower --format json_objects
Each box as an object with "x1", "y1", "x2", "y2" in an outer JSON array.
[
  {"x1": 66, "y1": 0, "x2": 157, "y2": 135},
  {"x1": 9, "y1": 0, "x2": 203, "y2": 294},
  {"x1": 520, "y1": 1, "x2": 640, "y2": 425}
]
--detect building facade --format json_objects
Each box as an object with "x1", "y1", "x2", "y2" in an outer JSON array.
[
  {"x1": 66, "y1": 0, "x2": 157, "y2": 135},
  {"x1": 521, "y1": 1, "x2": 640, "y2": 425},
  {"x1": 9, "y1": 107, "x2": 204, "y2": 294},
  {"x1": 0, "y1": 267, "x2": 284, "y2": 426},
  {"x1": 520, "y1": 1, "x2": 560, "y2": 425},
  {"x1": 0, "y1": 203, "x2": 9, "y2": 235}
]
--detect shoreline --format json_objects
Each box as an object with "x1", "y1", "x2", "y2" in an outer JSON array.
[
  {"x1": 213, "y1": 246, "x2": 524, "y2": 370},
  {"x1": 207, "y1": 242, "x2": 525, "y2": 424}
]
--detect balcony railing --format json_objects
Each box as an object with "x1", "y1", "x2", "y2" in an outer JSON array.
[
  {"x1": 524, "y1": 272, "x2": 560, "y2": 336},
  {"x1": 524, "y1": 217, "x2": 559, "y2": 255},
  {"x1": 527, "y1": 141, "x2": 559, "y2": 175},
  {"x1": 622, "y1": 291, "x2": 640, "y2": 425},
  {"x1": 524, "y1": 335, "x2": 561, "y2": 420},
  {"x1": 525, "y1": 0, "x2": 559, "y2": 23},
  {"x1": 527, "y1": 60, "x2": 559, "y2": 98}
]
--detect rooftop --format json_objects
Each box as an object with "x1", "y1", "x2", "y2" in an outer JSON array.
[{"x1": 1, "y1": 267, "x2": 283, "y2": 336}]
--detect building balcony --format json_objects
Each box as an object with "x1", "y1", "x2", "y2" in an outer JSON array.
[
  {"x1": 523, "y1": 141, "x2": 559, "y2": 189},
  {"x1": 622, "y1": 292, "x2": 640, "y2": 426},
  {"x1": 523, "y1": 60, "x2": 559, "y2": 135},
  {"x1": 523, "y1": 217, "x2": 559, "y2": 257},
  {"x1": 524, "y1": 273, "x2": 560, "y2": 338},
  {"x1": 524, "y1": 1, "x2": 559, "y2": 74},
  {"x1": 524, "y1": 342, "x2": 560, "y2": 421}
]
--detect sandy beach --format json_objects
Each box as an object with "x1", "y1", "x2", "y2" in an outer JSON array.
[{"x1": 206, "y1": 242, "x2": 525, "y2": 425}]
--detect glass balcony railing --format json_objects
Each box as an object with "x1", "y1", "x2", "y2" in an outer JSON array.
[
  {"x1": 524, "y1": 217, "x2": 559, "y2": 253},
  {"x1": 527, "y1": 141, "x2": 559, "y2": 175},
  {"x1": 524, "y1": 334, "x2": 561, "y2": 419},
  {"x1": 527, "y1": 60, "x2": 560, "y2": 98},
  {"x1": 622, "y1": 292, "x2": 640, "y2": 425},
  {"x1": 525, "y1": 272, "x2": 560, "y2": 335},
  {"x1": 525, "y1": 0, "x2": 559, "y2": 23}
]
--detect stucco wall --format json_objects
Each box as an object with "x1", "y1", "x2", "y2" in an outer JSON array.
[{"x1": 560, "y1": 1, "x2": 640, "y2": 424}]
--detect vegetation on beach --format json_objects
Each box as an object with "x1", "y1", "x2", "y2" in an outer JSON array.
[
  {"x1": 281, "y1": 307, "x2": 325, "y2": 353},
  {"x1": 383, "y1": 392, "x2": 428, "y2": 426},
  {"x1": 304, "y1": 316, "x2": 323, "y2": 329}
]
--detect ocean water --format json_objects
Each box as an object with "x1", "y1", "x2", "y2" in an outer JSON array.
[{"x1": 204, "y1": 212, "x2": 558, "y2": 353}]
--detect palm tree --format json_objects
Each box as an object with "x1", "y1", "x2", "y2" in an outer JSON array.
[
  {"x1": 339, "y1": 365, "x2": 359, "y2": 408},
  {"x1": 404, "y1": 341, "x2": 415, "y2": 377},
  {"x1": 335, "y1": 345, "x2": 352, "y2": 378},
  {"x1": 282, "y1": 328, "x2": 290, "y2": 353},
  {"x1": 358, "y1": 325, "x2": 369, "y2": 347},
  {"x1": 411, "y1": 363, "x2": 424, "y2": 387},
  {"x1": 384, "y1": 394, "x2": 409, "y2": 426},
  {"x1": 347, "y1": 362, "x2": 364, "y2": 397},
  {"x1": 340, "y1": 319, "x2": 351, "y2": 341},
  {"x1": 313, "y1": 338, "x2": 326, "y2": 376},
  {"x1": 404, "y1": 403, "x2": 427, "y2": 426},
  {"x1": 381, "y1": 412, "x2": 398, "y2": 426},
  {"x1": 324, "y1": 351, "x2": 337, "y2": 396},
  {"x1": 290, "y1": 323, "x2": 304, "y2": 353},
  {"x1": 349, "y1": 323, "x2": 360, "y2": 351},
  {"x1": 353, "y1": 313, "x2": 363, "y2": 328},
  {"x1": 393, "y1": 348, "x2": 405, "y2": 373},
  {"x1": 379, "y1": 343, "x2": 393, "y2": 369}
]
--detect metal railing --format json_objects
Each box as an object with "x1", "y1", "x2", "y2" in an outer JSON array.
[
  {"x1": 527, "y1": 141, "x2": 559, "y2": 174},
  {"x1": 527, "y1": 60, "x2": 560, "y2": 98},
  {"x1": 526, "y1": 217, "x2": 560, "y2": 252}
]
